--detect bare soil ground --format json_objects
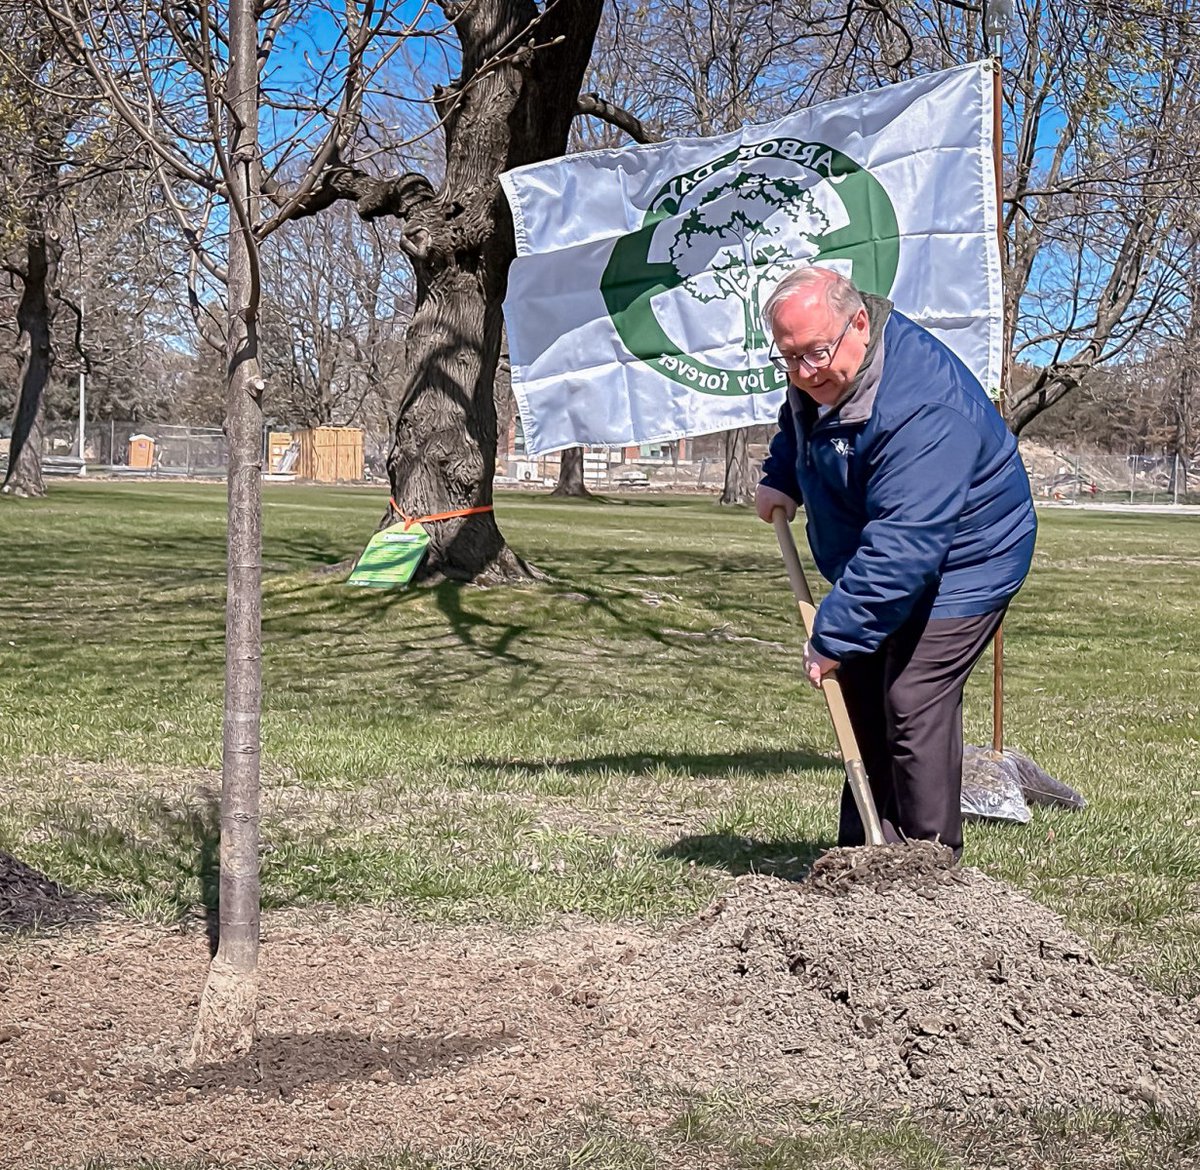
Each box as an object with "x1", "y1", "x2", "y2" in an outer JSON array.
[{"x1": 3, "y1": 846, "x2": 1200, "y2": 1168}]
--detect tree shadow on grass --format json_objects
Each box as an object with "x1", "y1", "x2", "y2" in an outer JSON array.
[
  {"x1": 11, "y1": 502, "x2": 793, "y2": 697},
  {"x1": 261, "y1": 562, "x2": 788, "y2": 693},
  {"x1": 472, "y1": 748, "x2": 834, "y2": 779},
  {"x1": 659, "y1": 832, "x2": 836, "y2": 882},
  {"x1": 28, "y1": 791, "x2": 272, "y2": 952},
  {"x1": 557, "y1": 493, "x2": 688, "y2": 508},
  {"x1": 119, "y1": 792, "x2": 222, "y2": 956},
  {"x1": 189, "y1": 793, "x2": 221, "y2": 957}
]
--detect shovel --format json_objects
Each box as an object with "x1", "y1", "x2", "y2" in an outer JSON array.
[{"x1": 772, "y1": 509, "x2": 886, "y2": 847}]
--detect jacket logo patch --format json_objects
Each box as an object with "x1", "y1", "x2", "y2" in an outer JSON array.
[{"x1": 832, "y1": 437, "x2": 851, "y2": 457}]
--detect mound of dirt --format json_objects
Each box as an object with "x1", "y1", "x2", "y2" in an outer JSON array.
[
  {"x1": 591, "y1": 859, "x2": 1200, "y2": 1115},
  {"x1": 806, "y1": 840, "x2": 962, "y2": 896},
  {"x1": 0, "y1": 851, "x2": 100, "y2": 931}
]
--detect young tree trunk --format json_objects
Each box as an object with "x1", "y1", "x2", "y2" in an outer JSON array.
[
  {"x1": 551, "y1": 448, "x2": 592, "y2": 497},
  {"x1": 3, "y1": 229, "x2": 61, "y2": 499},
  {"x1": 719, "y1": 426, "x2": 753, "y2": 505},
  {"x1": 189, "y1": 0, "x2": 262, "y2": 1066},
  {"x1": 373, "y1": 0, "x2": 603, "y2": 582}
]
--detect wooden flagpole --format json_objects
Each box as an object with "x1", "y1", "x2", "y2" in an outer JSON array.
[{"x1": 991, "y1": 52, "x2": 1007, "y2": 755}]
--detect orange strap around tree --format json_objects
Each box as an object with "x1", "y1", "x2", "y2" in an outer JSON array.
[{"x1": 389, "y1": 498, "x2": 495, "y2": 532}]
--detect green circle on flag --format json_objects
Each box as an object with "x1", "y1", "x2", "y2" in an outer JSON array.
[{"x1": 599, "y1": 138, "x2": 900, "y2": 397}]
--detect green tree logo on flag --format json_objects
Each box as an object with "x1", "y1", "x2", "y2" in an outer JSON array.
[
  {"x1": 670, "y1": 172, "x2": 831, "y2": 352},
  {"x1": 600, "y1": 138, "x2": 900, "y2": 398}
]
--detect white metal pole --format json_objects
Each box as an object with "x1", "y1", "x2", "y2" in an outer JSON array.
[{"x1": 77, "y1": 295, "x2": 87, "y2": 476}]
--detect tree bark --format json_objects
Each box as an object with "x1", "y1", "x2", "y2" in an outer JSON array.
[
  {"x1": 3, "y1": 229, "x2": 61, "y2": 499},
  {"x1": 719, "y1": 427, "x2": 753, "y2": 505},
  {"x1": 189, "y1": 0, "x2": 262, "y2": 1066},
  {"x1": 373, "y1": 0, "x2": 603, "y2": 583},
  {"x1": 551, "y1": 447, "x2": 592, "y2": 497}
]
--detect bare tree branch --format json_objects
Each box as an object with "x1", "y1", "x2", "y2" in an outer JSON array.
[{"x1": 576, "y1": 93, "x2": 662, "y2": 144}]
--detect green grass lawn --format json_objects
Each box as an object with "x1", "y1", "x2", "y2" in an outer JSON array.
[
  {"x1": 3, "y1": 482, "x2": 1200, "y2": 992},
  {"x1": 4, "y1": 481, "x2": 1200, "y2": 1169}
]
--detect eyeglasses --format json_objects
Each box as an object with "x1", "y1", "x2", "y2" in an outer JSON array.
[{"x1": 769, "y1": 316, "x2": 854, "y2": 374}]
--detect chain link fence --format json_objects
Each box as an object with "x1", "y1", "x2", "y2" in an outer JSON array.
[
  {"x1": 495, "y1": 449, "x2": 730, "y2": 491},
  {"x1": 24, "y1": 420, "x2": 226, "y2": 477},
  {"x1": 11, "y1": 421, "x2": 1198, "y2": 508},
  {"x1": 1020, "y1": 442, "x2": 1198, "y2": 506}
]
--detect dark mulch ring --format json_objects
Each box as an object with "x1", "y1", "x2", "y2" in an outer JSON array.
[{"x1": 0, "y1": 850, "x2": 102, "y2": 932}]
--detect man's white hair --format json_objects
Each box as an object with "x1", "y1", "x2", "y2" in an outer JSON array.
[{"x1": 762, "y1": 266, "x2": 865, "y2": 334}]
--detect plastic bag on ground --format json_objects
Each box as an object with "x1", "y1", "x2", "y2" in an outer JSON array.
[{"x1": 961, "y1": 745, "x2": 1031, "y2": 824}]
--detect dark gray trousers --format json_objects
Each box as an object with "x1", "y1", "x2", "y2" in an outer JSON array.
[{"x1": 835, "y1": 601, "x2": 1007, "y2": 858}]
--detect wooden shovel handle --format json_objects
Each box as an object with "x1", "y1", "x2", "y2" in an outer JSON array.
[{"x1": 772, "y1": 509, "x2": 886, "y2": 847}]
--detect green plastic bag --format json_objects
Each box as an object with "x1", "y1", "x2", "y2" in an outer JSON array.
[{"x1": 346, "y1": 522, "x2": 429, "y2": 588}]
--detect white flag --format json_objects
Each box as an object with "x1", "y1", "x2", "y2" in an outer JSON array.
[{"x1": 500, "y1": 62, "x2": 1000, "y2": 455}]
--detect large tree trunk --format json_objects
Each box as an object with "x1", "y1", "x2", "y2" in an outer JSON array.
[
  {"x1": 719, "y1": 426, "x2": 753, "y2": 506},
  {"x1": 376, "y1": 0, "x2": 603, "y2": 583},
  {"x1": 551, "y1": 447, "x2": 592, "y2": 497},
  {"x1": 189, "y1": 0, "x2": 262, "y2": 1066},
  {"x1": 386, "y1": 260, "x2": 527, "y2": 582},
  {"x1": 3, "y1": 229, "x2": 61, "y2": 499}
]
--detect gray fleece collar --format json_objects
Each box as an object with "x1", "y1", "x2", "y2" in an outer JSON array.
[{"x1": 827, "y1": 293, "x2": 892, "y2": 425}]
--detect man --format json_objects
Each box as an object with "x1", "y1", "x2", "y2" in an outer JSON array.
[{"x1": 756, "y1": 266, "x2": 1036, "y2": 859}]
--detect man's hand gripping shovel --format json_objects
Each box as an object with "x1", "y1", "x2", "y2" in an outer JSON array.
[{"x1": 771, "y1": 508, "x2": 886, "y2": 847}]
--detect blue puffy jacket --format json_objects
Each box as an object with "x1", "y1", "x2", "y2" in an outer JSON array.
[{"x1": 760, "y1": 306, "x2": 1036, "y2": 661}]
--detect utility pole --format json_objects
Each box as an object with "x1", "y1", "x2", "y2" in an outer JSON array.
[{"x1": 77, "y1": 295, "x2": 87, "y2": 476}]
